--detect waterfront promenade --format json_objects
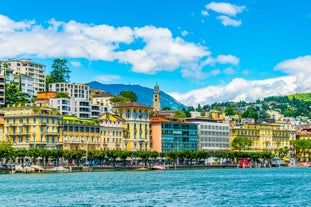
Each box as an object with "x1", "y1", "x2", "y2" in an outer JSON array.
[{"x1": 0, "y1": 167, "x2": 310, "y2": 206}]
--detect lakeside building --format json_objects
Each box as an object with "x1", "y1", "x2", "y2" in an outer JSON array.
[
  {"x1": 49, "y1": 83, "x2": 90, "y2": 100},
  {"x1": 91, "y1": 90, "x2": 115, "y2": 113},
  {"x1": 150, "y1": 116, "x2": 198, "y2": 153},
  {"x1": 114, "y1": 102, "x2": 152, "y2": 151},
  {"x1": 98, "y1": 113, "x2": 124, "y2": 150},
  {"x1": 49, "y1": 98, "x2": 102, "y2": 119},
  {"x1": 62, "y1": 116, "x2": 101, "y2": 151},
  {"x1": 185, "y1": 118, "x2": 230, "y2": 151},
  {"x1": 49, "y1": 83, "x2": 102, "y2": 119},
  {"x1": 2, "y1": 59, "x2": 46, "y2": 94},
  {"x1": 4, "y1": 103, "x2": 62, "y2": 149},
  {"x1": 230, "y1": 123, "x2": 296, "y2": 153}
]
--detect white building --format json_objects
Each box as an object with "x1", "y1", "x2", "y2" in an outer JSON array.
[
  {"x1": 50, "y1": 98, "x2": 102, "y2": 119},
  {"x1": 14, "y1": 75, "x2": 35, "y2": 99},
  {"x1": 2, "y1": 58, "x2": 46, "y2": 94},
  {"x1": 91, "y1": 92, "x2": 115, "y2": 113},
  {"x1": 49, "y1": 83, "x2": 90, "y2": 100},
  {"x1": 50, "y1": 98, "x2": 75, "y2": 116},
  {"x1": 98, "y1": 113, "x2": 124, "y2": 150},
  {"x1": 186, "y1": 118, "x2": 230, "y2": 151}
]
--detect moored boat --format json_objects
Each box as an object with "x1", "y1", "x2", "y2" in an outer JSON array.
[{"x1": 151, "y1": 165, "x2": 165, "y2": 170}]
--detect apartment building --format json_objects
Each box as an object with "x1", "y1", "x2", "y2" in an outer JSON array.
[
  {"x1": 186, "y1": 118, "x2": 230, "y2": 151},
  {"x1": 98, "y1": 113, "x2": 124, "y2": 150},
  {"x1": 91, "y1": 91, "x2": 115, "y2": 113},
  {"x1": 2, "y1": 59, "x2": 46, "y2": 94},
  {"x1": 62, "y1": 116, "x2": 101, "y2": 151},
  {"x1": 4, "y1": 103, "x2": 62, "y2": 149},
  {"x1": 230, "y1": 123, "x2": 296, "y2": 153},
  {"x1": 114, "y1": 102, "x2": 152, "y2": 151},
  {"x1": 49, "y1": 83, "x2": 90, "y2": 100},
  {"x1": 150, "y1": 116, "x2": 198, "y2": 153}
]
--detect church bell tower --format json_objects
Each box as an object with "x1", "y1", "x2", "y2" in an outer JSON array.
[{"x1": 153, "y1": 83, "x2": 160, "y2": 112}]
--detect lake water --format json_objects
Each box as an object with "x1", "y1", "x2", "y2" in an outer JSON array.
[{"x1": 0, "y1": 167, "x2": 310, "y2": 207}]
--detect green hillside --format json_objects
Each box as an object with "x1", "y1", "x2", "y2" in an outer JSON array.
[{"x1": 288, "y1": 93, "x2": 311, "y2": 102}]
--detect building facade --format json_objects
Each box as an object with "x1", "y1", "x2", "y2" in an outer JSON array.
[
  {"x1": 98, "y1": 113, "x2": 124, "y2": 150},
  {"x1": 2, "y1": 58, "x2": 46, "y2": 94},
  {"x1": 186, "y1": 118, "x2": 230, "y2": 151},
  {"x1": 4, "y1": 103, "x2": 62, "y2": 149},
  {"x1": 49, "y1": 83, "x2": 90, "y2": 100},
  {"x1": 150, "y1": 116, "x2": 198, "y2": 153},
  {"x1": 114, "y1": 102, "x2": 152, "y2": 151},
  {"x1": 91, "y1": 91, "x2": 115, "y2": 113},
  {"x1": 62, "y1": 116, "x2": 101, "y2": 151},
  {"x1": 230, "y1": 123, "x2": 296, "y2": 152}
]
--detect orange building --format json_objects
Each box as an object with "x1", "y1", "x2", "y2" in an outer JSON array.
[{"x1": 35, "y1": 92, "x2": 57, "y2": 103}]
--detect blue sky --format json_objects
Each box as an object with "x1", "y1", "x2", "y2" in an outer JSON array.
[{"x1": 1, "y1": 0, "x2": 311, "y2": 106}]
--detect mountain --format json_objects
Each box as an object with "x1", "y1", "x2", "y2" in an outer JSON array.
[{"x1": 87, "y1": 81, "x2": 186, "y2": 110}]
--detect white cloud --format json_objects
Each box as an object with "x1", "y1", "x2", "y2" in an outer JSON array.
[
  {"x1": 203, "y1": 54, "x2": 240, "y2": 66},
  {"x1": 94, "y1": 75, "x2": 121, "y2": 82},
  {"x1": 181, "y1": 30, "x2": 189, "y2": 37},
  {"x1": 275, "y1": 55, "x2": 311, "y2": 91},
  {"x1": 216, "y1": 16, "x2": 242, "y2": 27},
  {"x1": 216, "y1": 55, "x2": 239, "y2": 65},
  {"x1": 70, "y1": 61, "x2": 81, "y2": 67},
  {"x1": 205, "y1": 2, "x2": 246, "y2": 17},
  {"x1": 224, "y1": 67, "x2": 234, "y2": 74},
  {"x1": 201, "y1": 10, "x2": 209, "y2": 16},
  {"x1": 211, "y1": 69, "x2": 220, "y2": 75},
  {"x1": 171, "y1": 55, "x2": 311, "y2": 106},
  {"x1": 170, "y1": 76, "x2": 297, "y2": 106},
  {"x1": 0, "y1": 15, "x2": 211, "y2": 77}
]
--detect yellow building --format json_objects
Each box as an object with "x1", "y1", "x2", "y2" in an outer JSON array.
[
  {"x1": 114, "y1": 102, "x2": 153, "y2": 151},
  {"x1": 98, "y1": 113, "x2": 124, "y2": 150},
  {"x1": 62, "y1": 116, "x2": 101, "y2": 151},
  {"x1": 209, "y1": 110, "x2": 226, "y2": 120},
  {"x1": 230, "y1": 123, "x2": 296, "y2": 153},
  {"x1": 4, "y1": 103, "x2": 62, "y2": 149}
]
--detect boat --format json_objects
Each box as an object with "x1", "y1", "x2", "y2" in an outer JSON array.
[
  {"x1": 134, "y1": 167, "x2": 150, "y2": 171},
  {"x1": 151, "y1": 165, "x2": 166, "y2": 170}
]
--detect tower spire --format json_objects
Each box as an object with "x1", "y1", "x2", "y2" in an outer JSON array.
[{"x1": 153, "y1": 83, "x2": 160, "y2": 112}]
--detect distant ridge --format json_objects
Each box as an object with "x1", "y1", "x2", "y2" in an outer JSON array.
[{"x1": 87, "y1": 81, "x2": 186, "y2": 110}]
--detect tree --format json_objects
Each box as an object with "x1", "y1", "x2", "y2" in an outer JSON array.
[
  {"x1": 50, "y1": 58, "x2": 71, "y2": 83},
  {"x1": 225, "y1": 107, "x2": 236, "y2": 116},
  {"x1": 231, "y1": 137, "x2": 252, "y2": 151},
  {"x1": 109, "y1": 96, "x2": 130, "y2": 105},
  {"x1": 119, "y1": 91, "x2": 137, "y2": 102},
  {"x1": 182, "y1": 108, "x2": 191, "y2": 117},
  {"x1": 174, "y1": 110, "x2": 186, "y2": 118},
  {"x1": 55, "y1": 92, "x2": 70, "y2": 99},
  {"x1": 5, "y1": 83, "x2": 28, "y2": 105},
  {"x1": 242, "y1": 107, "x2": 258, "y2": 119},
  {"x1": 162, "y1": 107, "x2": 171, "y2": 110}
]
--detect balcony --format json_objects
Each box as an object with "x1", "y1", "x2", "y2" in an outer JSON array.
[{"x1": 29, "y1": 141, "x2": 47, "y2": 145}]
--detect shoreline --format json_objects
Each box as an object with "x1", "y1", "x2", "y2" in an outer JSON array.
[{"x1": 1, "y1": 164, "x2": 306, "y2": 174}]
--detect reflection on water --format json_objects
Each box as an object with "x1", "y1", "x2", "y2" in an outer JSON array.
[{"x1": 0, "y1": 168, "x2": 311, "y2": 207}]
